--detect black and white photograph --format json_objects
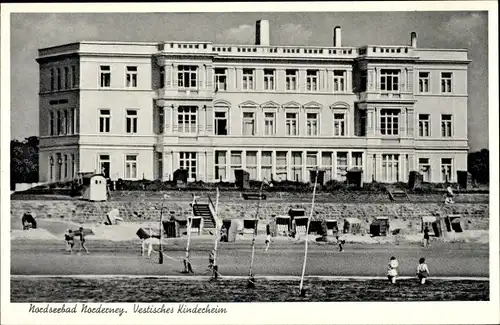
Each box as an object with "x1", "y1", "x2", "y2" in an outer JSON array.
[{"x1": 1, "y1": 2, "x2": 498, "y2": 325}]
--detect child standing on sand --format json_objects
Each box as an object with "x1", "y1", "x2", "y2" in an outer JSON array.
[
  {"x1": 64, "y1": 230, "x2": 75, "y2": 254},
  {"x1": 78, "y1": 227, "x2": 89, "y2": 255},
  {"x1": 387, "y1": 256, "x2": 399, "y2": 284},
  {"x1": 416, "y1": 257, "x2": 430, "y2": 284},
  {"x1": 265, "y1": 233, "x2": 272, "y2": 252}
]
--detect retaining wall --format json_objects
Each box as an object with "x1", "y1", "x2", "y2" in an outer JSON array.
[{"x1": 11, "y1": 199, "x2": 489, "y2": 233}]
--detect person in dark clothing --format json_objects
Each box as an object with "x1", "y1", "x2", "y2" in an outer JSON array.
[
  {"x1": 423, "y1": 226, "x2": 430, "y2": 248},
  {"x1": 78, "y1": 227, "x2": 89, "y2": 254},
  {"x1": 220, "y1": 225, "x2": 228, "y2": 242},
  {"x1": 64, "y1": 230, "x2": 75, "y2": 254}
]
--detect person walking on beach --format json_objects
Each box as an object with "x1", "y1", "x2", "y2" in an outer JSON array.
[
  {"x1": 64, "y1": 230, "x2": 75, "y2": 254},
  {"x1": 416, "y1": 257, "x2": 430, "y2": 284},
  {"x1": 208, "y1": 249, "x2": 215, "y2": 269},
  {"x1": 336, "y1": 235, "x2": 344, "y2": 252},
  {"x1": 387, "y1": 256, "x2": 399, "y2": 284},
  {"x1": 78, "y1": 227, "x2": 89, "y2": 254},
  {"x1": 265, "y1": 233, "x2": 272, "y2": 252},
  {"x1": 423, "y1": 226, "x2": 430, "y2": 248}
]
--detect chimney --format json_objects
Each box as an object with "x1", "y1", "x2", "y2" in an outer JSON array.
[
  {"x1": 411, "y1": 32, "x2": 417, "y2": 48},
  {"x1": 333, "y1": 26, "x2": 342, "y2": 47},
  {"x1": 256, "y1": 20, "x2": 270, "y2": 46}
]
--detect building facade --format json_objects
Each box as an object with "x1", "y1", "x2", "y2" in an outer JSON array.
[{"x1": 37, "y1": 21, "x2": 469, "y2": 184}]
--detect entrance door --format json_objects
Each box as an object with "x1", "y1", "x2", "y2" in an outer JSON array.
[{"x1": 99, "y1": 154, "x2": 110, "y2": 178}]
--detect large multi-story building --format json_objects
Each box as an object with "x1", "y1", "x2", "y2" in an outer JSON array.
[{"x1": 37, "y1": 20, "x2": 469, "y2": 184}]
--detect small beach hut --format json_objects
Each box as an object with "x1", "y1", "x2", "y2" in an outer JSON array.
[
  {"x1": 228, "y1": 219, "x2": 244, "y2": 242},
  {"x1": 294, "y1": 216, "x2": 309, "y2": 235},
  {"x1": 445, "y1": 214, "x2": 464, "y2": 233},
  {"x1": 21, "y1": 212, "x2": 37, "y2": 230},
  {"x1": 343, "y1": 217, "x2": 362, "y2": 234},
  {"x1": 136, "y1": 227, "x2": 160, "y2": 240},
  {"x1": 187, "y1": 216, "x2": 203, "y2": 235},
  {"x1": 82, "y1": 174, "x2": 107, "y2": 202},
  {"x1": 308, "y1": 219, "x2": 325, "y2": 235},
  {"x1": 370, "y1": 217, "x2": 390, "y2": 236},
  {"x1": 421, "y1": 216, "x2": 443, "y2": 237},
  {"x1": 275, "y1": 215, "x2": 291, "y2": 236},
  {"x1": 104, "y1": 209, "x2": 123, "y2": 225},
  {"x1": 162, "y1": 220, "x2": 180, "y2": 238},
  {"x1": 243, "y1": 219, "x2": 258, "y2": 235},
  {"x1": 326, "y1": 219, "x2": 339, "y2": 236}
]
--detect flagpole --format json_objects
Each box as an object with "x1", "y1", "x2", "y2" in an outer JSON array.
[
  {"x1": 158, "y1": 199, "x2": 164, "y2": 264},
  {"x1": 248, "y1": 179, "x2": 266, "y2": 285},
  {"x1": 299, "y1": 168, "x2": 319, "y2": 296},
  {"x1": 186, "y1": 195, "x2": 196, "y2": 266},
  {"x1": 212, "y1": 188, "x2": 220, "y2": 278}
]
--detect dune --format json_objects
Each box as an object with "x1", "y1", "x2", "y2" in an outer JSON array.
[{"x1": 11, "y1": 229, "x2": 59, "y2": 241}]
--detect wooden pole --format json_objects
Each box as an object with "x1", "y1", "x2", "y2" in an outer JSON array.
[
  {"x1": 186, "y1": 196, "x2": 196, "y2": 263},
  {"x1": 248, "y1": 180, "x2": 265, "y2": 281},
  {"x1": 212, "y1": 188, "x2": 220, "y2": 278},
  {"x1": 159, "y1": 201, "x2": 164, "y2": 264},
  {"x1": 299, "y1": 169, "x2": 319, "y2": 296}
]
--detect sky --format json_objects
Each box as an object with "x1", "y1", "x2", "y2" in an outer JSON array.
[{"x1": 10, "y1": 11, "x2": 489, "y2": 151}]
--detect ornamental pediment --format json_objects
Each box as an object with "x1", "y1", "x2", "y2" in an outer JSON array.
[
  {"x1": 303, "y1": 101, "x2": 323, "y2": 109},
  {"x1": 281, "y1": 101, "x2": 301, "y2": 109},
  {"x1": 239, "y1": 100, "x2": 259, "y2": 107},
  {"x1": 260, "y1": 100, "x2": 280, "y2": 108},
  {"x1": 330, "y1": 101, "x2": 350, "y2": 109}
]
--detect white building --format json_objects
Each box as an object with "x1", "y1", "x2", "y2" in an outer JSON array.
[{"x1": 37, "y1": 21, "x2": 469, "y2": 184}]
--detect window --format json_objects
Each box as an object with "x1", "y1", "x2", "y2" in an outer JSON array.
[
  {"x1": 291, "y1": 152, "x2": 303, "y2": 182},
  {"x1": 99, "y1": 109, "x2": 111, "y2": 133},
  {"x1": 64, "y1": 110, "x2": 69, "y2": 135},
  {"x1": 100, "y1": 65, "x2": 111, "y2": 87},
  {"x1": 286, "y1": 69, "x2": 297, "y2": 91},
  {"x1": 380, "y1": 109, "x2": 399, "y2": 136},
  {"x1": 441, "y1": 158, "x2": 453, "y2": 182},
  {"x1": 419, "y1": 158, "x2": 431, "y2": 182},
  {"x1": 71, "y1": 154, "x2": 76, "y2": 179},
  {"x1": 64, "y1": 67, "x2": 70, "y2": 89},
  {"x1": 306, "y1": 152, "x2": 318, "y2": 182},
  {"x1": 352, "y1": 152, "x2": 363, "y2": 170},
  {"x1": 214, "y1": 111, "x2": 228, "y2": 135},
  {"x1": 336, "y1": 152, "x2": 348, "y2": 181},
  {"x1": 261, "y1": 151, "x2": 272, "y2": 180},
  {"x1": 441, "y1": 114, "x2": 452, "y2": 137},
  {"x1": 380, "y1": 69, "x2": 399, "y2": 92},
  {"x1": 333, "y1": 70, "x2": 346, "y2": 92},
  {"x1": 230, "y1": 151, "x2": 242, "y2": 181},
  {"x1": 264, "y1": 112, "x2": 276, "y2": 135},
  {"x1": 276, "y1": 152, "x2": 287, "y2": 181},
  {"x1": 63, "y1": 155, "x2": 68, "y2": 179},
  {"x1": 382, "y1": 154, "x2": 399, "y2": 183},
  {"x1": 242, "y1": 112, "x2": 255, "y2": 135},
  {"x1": 321, "y1": 152, "x2": 333, "y2": 181},
  {"x1": 306, "y1": 70, "x2": 318, "y2": 91},
  {"x1": 264, "y1": 69, "x2": 275, "y2": 90},
  {"x1": 215, "y1": 151, "x2": 227, "y2": 181},
  {"x1": 242, "y1": 69, "x2": 254, "y2": 90},
  {"x1": 246, "y1": 151, "x2": 257, "y2": 180},
  {"x1": 71, "y1": 66, "x2": 77, "y2": 88},
  {"x1": 214, "y1": 68, "x2": 227, "y2": 91},
  {"x1": 49, "y1": 156, "x2": 54, "y2": 180},
  {"x1": 158, "y1": 108, "x2": 164, "y2": 134},
  {"x1": 178, "y1": 65, "x2": 197, "y2": 89},
  {"x1": 126, "y1": 66, "x2": 138, "y2": 88},
  {"x1": 419, "y1": 72, "x2": 429, "y2": 93},
  {"x1": 441, "y1": 72, "x2": 452, "y2": 93},
  {"x1": 159, "y1": 67, "x2": 165, "y2": 88},
  {"x1": 180, "y1": 152, "x2": 197, "y2": 180},
  {"x1": 49, "y1": 111, "x2": 55, "y2": 136},
  {"x1": 70, "y1": 108, "x2": 75, "y2": 135},
  {"x1": 126, "y1": 110, "x2": 138, "y2": 134},
  {"x1": 334, "y1": 113, "x2": 346, "y2": 136},
  {"x1": 177, "y1": 106, "x2": 197, "y2": 133},
  {"x1": 419, "y1": 114, "x2": 430, "y2": 137},
  {"x1": 57, "y1": 68, "x2": 62, "y2": 90},
  {"x1": 286, "y1": 112, "x2": 298, "y2": 136},
  {"x1": 124, "y1": 155, "x2": 137, "y2": 179},
  {"x1": 57, "y1": 110, "x2": 62, "y2": 135},
  {"x1": 306, "y1": 113, "x2": 318, "y2": 136},
  {"x1": 50, "y1": 68, "x2": 55, "y2": 91}
]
